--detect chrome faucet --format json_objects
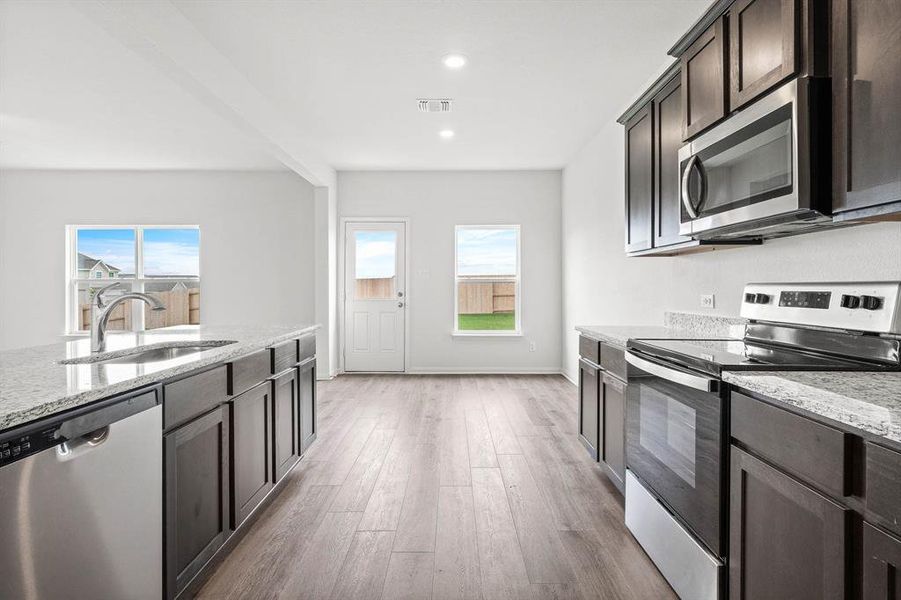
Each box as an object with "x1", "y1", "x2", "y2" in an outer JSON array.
[{"x1": 91, "y1": 283, "x2": 166, "y2": 352}]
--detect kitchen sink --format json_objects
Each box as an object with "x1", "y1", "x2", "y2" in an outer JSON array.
[{"x1": 60, "y1": 340, "x2": 237, "y2": 366}]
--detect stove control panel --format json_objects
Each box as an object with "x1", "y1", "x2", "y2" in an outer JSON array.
[{"x1": 741, "y1": 282, "x2": 901, "y2": 334}]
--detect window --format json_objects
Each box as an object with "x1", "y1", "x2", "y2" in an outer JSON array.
[
  {"x1": 454, "y1": 225, "x2": 521, "y2": 334},
  {"x1": 66, "y1": 226, "x2": 201, "y2": 334}
]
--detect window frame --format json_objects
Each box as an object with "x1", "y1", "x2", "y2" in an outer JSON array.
[
  {"x1": 453, "y1": 224, "x2": 522, "y2": 337},
  {"x1": 65, "y1": 224, "x2": 201, "y2": 335}
]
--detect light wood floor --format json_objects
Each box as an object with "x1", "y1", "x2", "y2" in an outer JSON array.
[{"x1": 198, "y1": 374, "x2": 675, "y2": 600}]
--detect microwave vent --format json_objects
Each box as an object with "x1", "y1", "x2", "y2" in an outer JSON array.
[{"x1": 418, "y1": 98, "x2": 453, "y2": 113}]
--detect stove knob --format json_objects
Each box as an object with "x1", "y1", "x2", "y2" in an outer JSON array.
[
  {"x1": 745, "y1": 293, "x2": 757, "y2": 304},
  {"x1": 840, "y1": 294, "x2": 861, "y2": 309},
  {"x1": 860, "y1": 295, "x2": 883, "y2": 310},
  {"x1": 754, "y1": 293, "x2": 771, "y2": 304}
]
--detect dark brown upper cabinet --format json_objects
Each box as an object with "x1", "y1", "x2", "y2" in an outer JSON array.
[
  {"x1": 831, "y1": 0, "x2": 901, "y2": 219},
  {"x1": 653, "y1": 75, "x2": 692, "y2": 248},
  {"x1": 624, "y1": 103, "x2": 654, "y2": 253},
  {"x1": 729, "y1": 0, "x2": 798, "y2": 110},
  {"x1": 681, "y1": 17, "x2": 728, "y2": 140}
]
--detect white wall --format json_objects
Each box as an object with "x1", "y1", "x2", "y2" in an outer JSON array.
[
  {"x1": 338, "y1": 171, "x2": 562, "y2": 373},
  {"x1": 0, "y1": 169, "x2": 316, "y2": 350},
  {"x1": 561, "y1": 121, "x2": 901, "y2": 381}
]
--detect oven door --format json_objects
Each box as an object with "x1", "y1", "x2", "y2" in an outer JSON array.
[
  {"x1": 625, "y1": 351, "x2": 725, "y2": 557},
  {"x1": 678, "y1": 78, "x2": 800, "y2": 238}
]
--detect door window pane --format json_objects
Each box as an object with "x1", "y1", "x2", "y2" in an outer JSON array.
[
  {"x1": 456, "y1": 227, "x2": 518, "y2": 331},
  {"x1": 355, "y1": 230, "x2": 397, "y2": 300},
  {"x1": 143, "y1": 228, "x2": 200, "y2": 277},
  {"x1": 76, "y1": 229, "x2": 135, "y2": 278}
]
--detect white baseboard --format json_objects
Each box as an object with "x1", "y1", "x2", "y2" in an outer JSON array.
[
  {"x1": 560, "y1": 371, "x2": 577, "y2": 386},
  {"x1": 400, "y1": 367, "x2": 564, "y2": 375}
]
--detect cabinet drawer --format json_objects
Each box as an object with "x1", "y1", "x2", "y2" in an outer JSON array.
[
  {"x1": 579, "y1": 336, "x2": 600, "y2": 365},
  {"x1": 228, "y1": 350, "x2": 270, "y2": 397},
  {"x1": 270, "y1": 339, "x2": 299, "y2": 374},
  {"x1": 600, "y1": 343, "x2": 627, "y2": 380},
  {"x1": 163, "y1": 366, "x2": 228, "y2": 430},
  {"x1": 866, "y1": 442, "x2": 901, "y2": 537},
  {"x1": 731, "y1": 392, "x2": 851, "y2": 497},
  {"x1": 299, "y1": 334, "x2": 315, "y2": 362}
]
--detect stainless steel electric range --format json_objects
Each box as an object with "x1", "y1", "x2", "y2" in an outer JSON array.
[{"x1": 623, "y1": 282, "x2": 901, "y2": 600}]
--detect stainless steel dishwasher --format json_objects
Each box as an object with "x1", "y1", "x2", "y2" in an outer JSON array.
[{"x1": 0, "y1": 388, "x2": 162, "y2": 599}]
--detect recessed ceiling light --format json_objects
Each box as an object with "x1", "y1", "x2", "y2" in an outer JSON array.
[
  {"x1": 439, "y1": 129, "x2": 455, "y2": 139},
  {"x1": 442, "y1": 54, "x2": 468, "y2": 69}
]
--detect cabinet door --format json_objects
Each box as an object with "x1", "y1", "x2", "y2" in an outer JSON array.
[
  {"x1": 578, "y1": 359, "x2": 600, "y2": 460},
  {"x1": 297, "y1": 358, "x2": 317, "y2": 454},
  {"x1": 729, "y1": 0, "x2": 798, "y2": 110},
  {"x1": 272, "y1": 369, "x2": 299, "y2": 482},
  {"x1": 681, "y1": 17, "x2": 727, "y2": 140},
  {"x1": 230, "y1": 382, "x2": 273, "y2": 527},
  {"x1": 653, "y1": 74, "x2": 691, "y2": 248},
  {"x1": 730, "y1": 446, "x2": 849, "y2": 600},
  {"x1": 832, "y1": 0, "x2": 901, "y2": 214},
  {"x1": 863, "y1": 522, "x2": 901, "y2": 600},
  {"x1": 164, "y1": 405, "x2": 230, "y2": 599},
  {"x1": 625, "y1": 103, "x2": 654, "y2": 253},
  {"x1": 601, "y1": 373, "x2": 625, "y2": 492}
]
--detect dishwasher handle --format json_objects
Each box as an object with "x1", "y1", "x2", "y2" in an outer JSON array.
[
  {"x1": 57, "y1": 426, "x2": 111, "y2": 461},
  {"x1": 56, "y1": 389, "x2": 158, "y2": 441},
  {"x1": 1, "y1": 387, "x2": 159, "y2": 469}
]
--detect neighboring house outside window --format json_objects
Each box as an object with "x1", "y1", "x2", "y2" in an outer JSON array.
[
  {"x1": 454, "y1": 225, "x2": 521, "y2": 334},
  {"x1": 66, "y1": 226, "x2": 201, "y2": 334}
]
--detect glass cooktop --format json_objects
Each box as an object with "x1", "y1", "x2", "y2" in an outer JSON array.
[{"x1": 627, "y1": 338, "x2": 888, "y2": 376}]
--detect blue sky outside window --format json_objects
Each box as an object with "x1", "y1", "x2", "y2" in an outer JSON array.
[
  {"x1": 355, "y1": 230, "x2": 397, "y2": 279},
  {"x1": 76, "y1": 228, "x2": 136, "y2": 275},
  {"x1": 143, "y1": 228, "x2": 200, "y2": 277},
  {"x1": 456, "y1": 227, "x2": 517, "y2": 276}
]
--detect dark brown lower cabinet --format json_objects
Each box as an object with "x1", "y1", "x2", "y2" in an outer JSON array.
[
  {"x1": 578, "y1": 358, "x2": 600, "y2": 460},
  {"x1": 601, "y1": 372, "x2": 625, "y2": 492},
  {"x1": 272, "y1": 369, "x2": 299, "y2": 482},
  {"x1": 297, "y1": 358, "x2": 317, "y2": 454},
  {"x1": 864, "y1": 522, "x2": 901, "y2": 600},
  {"x1": 230, "y1": 381, "x2": 274, "y2": 528},
  {"x1": 164, "y1": 405, "x2": 230, "y2": 600},
  {"x1": 730, "y1": 446, "x2": 849, "y2": 600}
]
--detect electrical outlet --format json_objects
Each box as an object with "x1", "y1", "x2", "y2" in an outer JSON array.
[
  {"x1": 529, "y1": 341, "x2": 536, "y2": 352},
  {"x1": 700, "y1": 294, "x2": 715, "y2": 309}
]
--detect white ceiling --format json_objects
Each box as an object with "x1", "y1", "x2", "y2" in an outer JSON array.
[
  {"x1": 0, "y1": 0, "x2": 709, "y2": 173},
  {"x1": 0, "y1": 1, "x2": 283, "y2": 171}
]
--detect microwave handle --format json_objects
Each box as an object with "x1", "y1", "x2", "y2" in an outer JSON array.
[
  {"x1": 625, "y1": 351, "x2": 719, "y2": 393},
  {"x1": 680, "y1": 154, "x2": 701, "y2": 219}
]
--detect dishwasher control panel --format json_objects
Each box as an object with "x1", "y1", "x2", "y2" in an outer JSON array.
[{"x1": 0, "y1": 425, "x2": 59, "y2": 467}]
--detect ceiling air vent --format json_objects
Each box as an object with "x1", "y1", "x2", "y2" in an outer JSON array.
[{"x1": 418, "y1": 98, "x2": 453, "y2": 113}]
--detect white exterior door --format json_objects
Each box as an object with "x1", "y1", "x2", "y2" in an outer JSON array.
[{"x1": 344, "y1": 222, "x2": 406, "y2": 372}]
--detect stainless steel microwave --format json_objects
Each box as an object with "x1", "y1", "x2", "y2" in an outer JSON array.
[{"x1": 678, "y1": 77, "x2": 832, "y2": 240}]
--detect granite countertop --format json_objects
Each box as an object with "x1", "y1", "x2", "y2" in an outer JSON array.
[
  {"x1": 576, "y1": 311, "x2": 748, "y2": 348},
  {"x1": 0, "y1": 324, "x2": 319, "y2": 432},
  {"x1": 724, "y1": 371, "x2": 901, "y2": 446}
]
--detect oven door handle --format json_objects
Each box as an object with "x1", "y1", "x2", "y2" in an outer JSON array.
[
  {"x1": 680, "y1": 155, "x2": 703, "y2": 220},
  {"x1": 625, "y1": 351, "x2": 719, "y2": 393}
]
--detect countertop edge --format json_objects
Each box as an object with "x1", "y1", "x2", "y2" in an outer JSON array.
[
  {"x1": 0, "y1": 325, "x2": 320, "y2": 433},
  {"x1": 723, "y1": 371, "x2": 901, "y2": 449}
]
